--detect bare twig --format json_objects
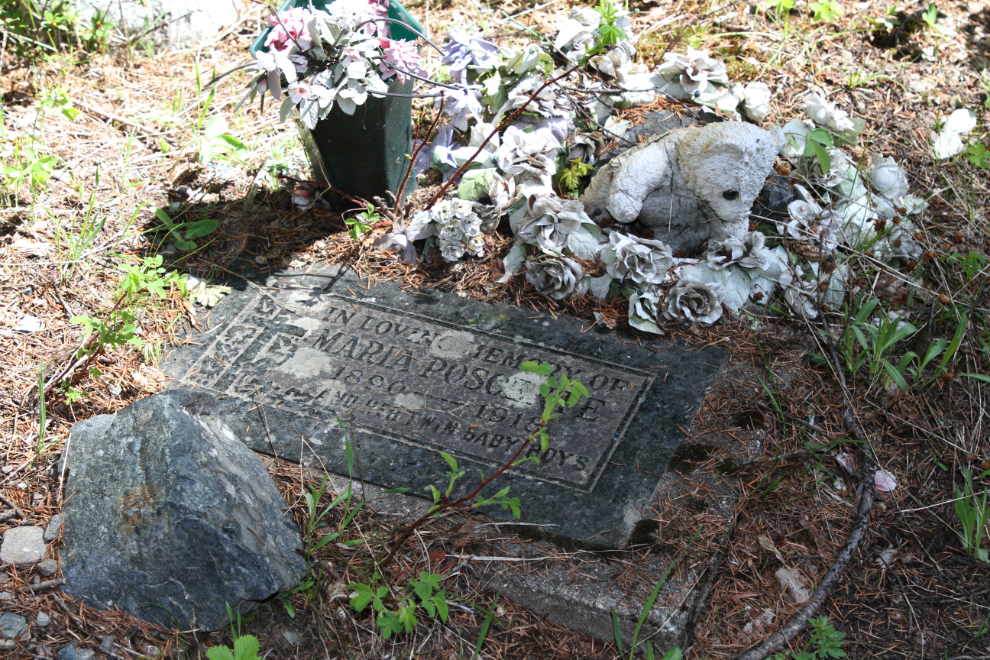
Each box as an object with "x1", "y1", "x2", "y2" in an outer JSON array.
[
  {"x1": 392, "y1": 93, "x2": 445, "y2": 221},
  {"x1": 736, "y1": 343, "x2": 877, "y2": 660},
  {"x1": 424, "y1": 63, "x2": 582, "y2": 210}
]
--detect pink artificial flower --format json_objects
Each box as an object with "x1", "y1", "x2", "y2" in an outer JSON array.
[
  {"x1": 287, "y1": 81, "x2": 313, "y2": 104},
  {"x1": 379, "y1": 39, "x2": 425, "y2": 84},
  {"x1": 265, "y1": 8, "x2": 313, "y2": 53}
]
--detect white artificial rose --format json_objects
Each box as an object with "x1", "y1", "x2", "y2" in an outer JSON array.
[
  {"x1": 515, "y1": 196, "x2": 587, "y2": 253},
  {"x1": 707, "y1": 231, "x2": 770, "y2": 270},
  {"x1": 804, "y1": 92, "x2": 854, "y2": 133},
  {"x1": 432, "y1": 199, "x2": 485, "y2": 262},
  {"x1": 868, "y1": 155, "x2": 909, "y2": 201},
  {"x1": 525, "y1": 251, "x2": 583, "y2": 300},
  {"x1": 601, "y1": 231, "x2": 674, "y2": 284},
  {"x1": 627, "y1": 288, "x2": 663, "y2": 334},
  {"x1": 663, "y1": 280, "x2": 725, "y2": 325},
  {"x1": 742, "y1": 82, "x2": 772, "y2": 123}
]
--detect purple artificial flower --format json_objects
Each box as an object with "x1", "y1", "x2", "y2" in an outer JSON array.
[
  {"x1": 441, "y1": 28, "x2": 499, "y2": 83},
  {"x1": 438, "y1": 87, "x2": 483, "y2": 132}
]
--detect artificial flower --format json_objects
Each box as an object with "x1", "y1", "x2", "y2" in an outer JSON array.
[{"x1": 601, "y1": 231, "x2": 673, "y2": 284}]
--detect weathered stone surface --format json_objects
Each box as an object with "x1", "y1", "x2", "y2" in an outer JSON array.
[
  {"x1": 56, "y1": 645, "x2": 95, "y2": 660},
  {"x1": 71, "y1": 0, "x2": 243, "y2": 50},
  {"x1": 43, "y1": 514, "x2": 63, "y2": 542},
  {"x1": 62, "y1": 390, "x2": 305, "y2": 630},
  {"x1": 36, "y1": 558, "x2": 59, "y2": 577},
  {"x1": 0, "y1": 612, "x2": 27, "y2": 639},
  {"x1": 36, "y1": 612, "x2": 51, "y2": 628},
  {"x1": 0, "y1": 526, "x2": 45, "y2": 565},
  {"x1": 164, "y1": 265, "x2": 726, "y2": 548}
]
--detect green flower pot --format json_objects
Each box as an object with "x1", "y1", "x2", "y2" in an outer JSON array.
[{"x1": 251, "y1": 1, "x2": 425, "y2": 206}]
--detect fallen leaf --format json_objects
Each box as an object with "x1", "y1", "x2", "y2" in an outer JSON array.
[
  {"x1": 875, "y1": 469, "x2": 897, "y2": 494},
  {"x1": 774, "y1": 566, "x2": 811, "y2": 604},
  {"x1": 758, "y1": 534, "x2": 785, "y2": 563}
]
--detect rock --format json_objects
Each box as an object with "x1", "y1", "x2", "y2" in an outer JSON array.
[
  {"x1": 283, "y1": 629, "x2": 301, "y2": 645},
  {"x1": 100, "y1": 636, "x2": 114, "y2": 653},
  {"x1": 582, "y1": 121, "x2": 785, "y2": 252},
  {"x1": 753, "y1": 171, "x2": 794, "y2": 221},
  {"x1": 43, "y1": 514, "x2": 63, "y2": 542},
  {"x1": 36, "y1": 559, "x2": 59, "y2": 577},
  {"x1": 0, "y1": 526, "x2": 46, "y2": 565},
  {"x1": 0, "y1": 613, "x2": 27, "y2": 639},
  {"x1": 61, "y1": 389, "x2": 306, "y2": 631},
  {"x1": 0, "y1": 592, "x2": 10, "y2": 601},
  {"x1": 36, "y1": 612, "x2": 51, "y2": 628},
  {"x1": 70, "y1": 0, "x2": 243, "y2": 50},
  {"x1": 56, "y1": 644, "x2": 96, "y2": 660}
]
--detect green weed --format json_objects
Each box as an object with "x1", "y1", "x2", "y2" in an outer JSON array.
[
  {"x1": 953, "y1": 466, "x2": 990, "y2": 562},
  {"x1": 773, "y1": 616, "x2": 846, "y2": 660}
]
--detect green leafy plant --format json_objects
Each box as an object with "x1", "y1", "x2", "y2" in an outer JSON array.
[
  {"x1": 558, "y1": 158, "x2": 595, "y2": 194},
  {"x1": 767, "y1": 0, "x2": 796, "y2": 19},
  {"x1": 802, "y1": 128, "x2": 834, "y2": 175},
  {"x1": 898, "y1": 312, "x2": 967, "y2": 386},
  {"x1": 2, "y1": 144, "x2": 57, "y2": 196},
  {"x1": 582, "y1": 0, "x2": 627, "y2": 62},
  {"x1": 77, "y1": 4, "x2": 114, "y2": 52},
  {"x1": 833, "y1": 296, "x2": 918, "y2": 391},
  {"x1": 152, "y1": 207, "x2": 219, "y2": 252},
  {"x1": 346, "y1": 203, "x2": 379, "y2": 239},
  {"x1": 809, "y1": 0, "x2": 842, "y2": 22},
  {"x1": 773, "y1": 616, "x2": 846, "y2": 660},
  {"x1": 200, "y1": 116, "x2": 248, "y2": 165},
  {"x1": 69, "y1": 255, "x2": 188, "y2": 387},
  {"x1": 39, "y1": 85, "x2": 80, "y2": 121},
  {"x1": 921, "y1": 2, "x2": 938, "y2": 29},
  {"x1": 953, "y1": 466, "x2": 990, "y2": 562},
  {"x1": 962, "y1": 143, "x2": 990, "y2": 169},
  {"x1": 611, "y1": 527, "x2": 699, "y2": 660},
  {"x1": 205, "y1": 635, "x2": 264, "y2": 660},
  {"x1": 872, "y1": 6, "x2": 899, "y2": 31},
  {"x1": 380, "y1": 360, "x2": 588, "y2": 567},
  {"x1": 349, "y1": 571, "x2": 449, "y2": 639}
]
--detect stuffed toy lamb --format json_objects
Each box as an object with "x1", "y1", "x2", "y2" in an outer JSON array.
[{"x1": 582, "y1": 122, "x2": 785, "y2": 252}]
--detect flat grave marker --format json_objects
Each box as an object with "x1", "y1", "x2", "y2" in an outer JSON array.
[{"x1": 164, "y1": 264, "x2": 726, "y2": 547}]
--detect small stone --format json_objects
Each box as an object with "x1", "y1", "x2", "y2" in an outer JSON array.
[
  {"x1": 36, "y1": 559, "x2": 59, "y2": 577},
  {"x1": 56, "y1": 645, "x2": 96, "y2": 660},
  {"x1": 16, "y1": 482, "x2": 27, "y2": 490},
  {"x1": 0, "y1": 526, "x2": 46, "y2": 565},
  {"x1": 143, "y1": 646, "x2": 159, "y2": 655},
  {"x1": 44, "y1": 515, "x2": 63, "y2": 543},
  {"x1": 0, "y1": 592, "x2": 10, "y2": 601},
  {"x1": 1, "y1": 465, "x2": 12, "y2": 474},
  {"x1": 283, "y1": 629, "x2": 301, "y2": 645},
  {"x1": 36, "y1": 612, "x2": 51, "y2": 627},
  {"x1": 100, "y1": 636, "x2": 114, "y2": 652},
  {"x1": 0, "y1": 612, "x2": 27, "y2": 639}
]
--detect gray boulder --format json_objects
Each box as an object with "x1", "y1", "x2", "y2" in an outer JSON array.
[
  {"x1": 62, "y1": 389, "x2": 305, "y2": 631},
  {"x1": 71, "y1": 0, "x2": 242, "y2": 50}
]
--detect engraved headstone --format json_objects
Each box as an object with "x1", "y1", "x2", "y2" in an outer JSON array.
[{"x1": 164, "y1": 264, "x2": 725, "y2": 547}]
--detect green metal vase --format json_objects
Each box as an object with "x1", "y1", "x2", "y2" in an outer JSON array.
[{"x1": 252, "y1": 0, "x2": 425, "y2": 206}]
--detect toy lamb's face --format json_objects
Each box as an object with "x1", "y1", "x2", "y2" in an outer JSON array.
[{"x1": 677, "y1": 122, "x2": 785, "y2": 242}]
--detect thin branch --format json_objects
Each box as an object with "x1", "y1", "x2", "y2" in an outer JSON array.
[
  {"x1": 381, "y1": 420, "x2": 548, "y2": 568},
  {"x1": 735, "y1": 343, "x2": 877, "y2": 660},
  {"x1": 392, "y1": 93, "x2": 445, "y2": 220},
  {"x1": 424, "y1": 62, "x2": 582, "y2": 210}
]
